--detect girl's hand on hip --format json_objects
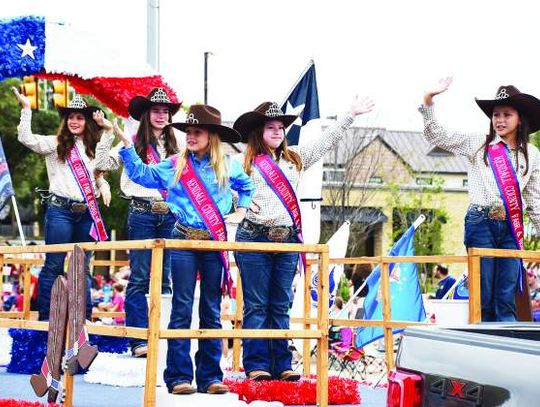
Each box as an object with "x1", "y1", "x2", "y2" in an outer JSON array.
[{"x1": 224, "y1": 207, "x2": 247, "y2": 224}]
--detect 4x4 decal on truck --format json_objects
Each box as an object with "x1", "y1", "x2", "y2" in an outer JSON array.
[{"x1": 430, "y1": 377, "x2": 483, "y2": 405}]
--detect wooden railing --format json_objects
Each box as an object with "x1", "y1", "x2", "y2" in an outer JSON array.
[{"x1": 1, "y1": 243, "x2": 532, "y2": 406}]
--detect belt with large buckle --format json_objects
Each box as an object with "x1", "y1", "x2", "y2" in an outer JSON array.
[
  {"x1": 130, "y1": 199, "x2": 169, "y2": 214},
  {"x1": 174, "y1": 222, "x2": 211, "y2": 240},
  {"x1": 50, "y1": 194, "x2": 87, "y2": 213},
  {"x1": 488, "y1": 206, "x2": 506, "y2": 221},
  {"x1": 241, "y1": 219, "x2": 294, "y2": 242}
]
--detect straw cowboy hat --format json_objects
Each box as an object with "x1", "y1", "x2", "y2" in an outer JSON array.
[
  {"x1": 57, "y1": 94, "x2": 100, "y2": 118},
  {"x1": 233, "y1": 102, "x2": 297, "y2": 143},
  {"x1": 475, "y1": 85, "x2": 540, "y2": 133},
  {"x1": 128, "y1": 87, "x2": 181, "y2": 121},
  {"x1": 169, "y1": 104, "x2": 241, "y2": 143}
]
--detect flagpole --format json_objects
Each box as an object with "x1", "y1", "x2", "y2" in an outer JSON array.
[
  {"x1": 337, "y1": 215, "x2": 426, "y2": 318},
  {"x1": 280, "y1": 59, "x2": 315, "y2": 106},
  {"x1": 11, "y1": 196, "x2": 26, "y2": 246},
  {"x1": 441, "y1": 271, "x2": 467, "y2": 300}
]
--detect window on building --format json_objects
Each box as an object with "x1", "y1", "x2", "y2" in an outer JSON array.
[
  {"x1": 323, "y1": 168, "x2": 345, "y2": 183},
  {"x1": 462, "y1": 179, "x2": 468, "y2": 187},
  {"x1": 368, "y1": 176, "x2": 383, "y2": 184},
  {"x1": 416, "y1": 177, "x2": 433, "y2": 186}
]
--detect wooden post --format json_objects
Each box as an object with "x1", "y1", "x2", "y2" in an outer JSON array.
[
  {"x1": 109, "y1": 229, "x2": 116, "y2": 277},
  {"x1": 22, "y1": 265, "x2": 31, "y2": 320},
  {"x1": 0, "y1": 254, "x2": 4, "y2": 310},
  {"x1": 380, "y1": 259, "x2": 394, "y2": 370},
  {"x1": 63, "y1": 323, "x2": 74, "y2": 407},
  {"x1": 316, "y1": 250, "x2": 329, "y2": 407},
  {"x1": 468, "y1": 249, "x2": 482, "y2": 323},
  {"x1": 232, "y1": 269, "x2": 243, "y2": 371},
  {"x1": 143, "y1": 241, "x2": 164, "y2": 407},
  {"x1": 302, "y1": 263, "x2": 311, "y2": 376}
]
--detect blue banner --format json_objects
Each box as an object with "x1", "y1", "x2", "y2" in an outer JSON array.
[
  {"x1": 0, "y1": 136, "x2": 15, "y2": 212},
  {"x1": 355, "y1": 225, "x2": 426, "y2": 349}
]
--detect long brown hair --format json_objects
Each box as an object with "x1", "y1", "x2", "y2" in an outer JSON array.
[
  {"x1": 134, "y1": 110, "x2": 179, "y2": 163},
  {"x1": 482, "y1": 112, "x2": 531, "y2": 175},
  {"x1": 243, "y1": 123, "x2": 303, "y2": 175},
  {"x1": 56, "y1": 113, "x2": 101, "y2": 162}
]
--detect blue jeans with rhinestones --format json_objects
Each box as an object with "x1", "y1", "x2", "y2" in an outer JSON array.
[
  {"x1": 37, "y1": 202, "x2": 93, "y2": 321},
  {"x1": 125, "y1": 205, "x2": 175, "y2": 352},
  {"x1": 464, "y1": 205, "x2": 520, "y2": 322},
  {"x1": 234, "y1": 225, "x2": 299, "y2": 378},
  {"x1": 163, "y1": 227, "x2": 224, "y2": 392}
]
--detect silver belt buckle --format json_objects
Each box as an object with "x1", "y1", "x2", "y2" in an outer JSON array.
[
  {"x1": 488, "y1": 206, "x2": 506, "y2": 221},
  {"x1": 185, "y1": 227, "x2": 211, "y2": 240},
  {"x1": 268, "y1": 227, "x2": 290, "y2": 242},
  {"x1": 151, "y1": 201, "x2": 169, "y2": 214}
]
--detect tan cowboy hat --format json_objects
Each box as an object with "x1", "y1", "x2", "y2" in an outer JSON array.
[
  {"x1": 128, "y1": 87, "x2": 181, "y2": 121},
  {"x1": 475, "y1": 85, "x2": 540, "y2": 133},
  {"x1": 233, "y1": 102, "x2": 297, "y2": 143},
  {"x1": 57, "y1": 94, "x2": 100, "y2": 118},
  {"x1": 169, "y1": 105, "x2": 241, "y2": 143}
]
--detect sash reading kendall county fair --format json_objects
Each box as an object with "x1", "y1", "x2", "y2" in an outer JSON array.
[
  {"x1": 252, "y1": 154, "x2": 307, "y2": 271},
  {"x1": 487, "y1": 142, "x2": 525, "y2": 291},
  {"x1": 133, "y1": 134, "x2": 168, "y2": 200},
  {"x1": 66, "y1": 145, "x2": 109, "y2": 241},
  {"x1": 176, "y1": 156, "x2": 232, "y2": 292}
]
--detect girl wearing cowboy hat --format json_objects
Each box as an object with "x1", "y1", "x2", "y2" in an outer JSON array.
[
  {"x1": 114, "y1": 104, "x2": 254, "y2": 395},
  {"x1": 232, "y1": 96, "x2": 374, "y2": 381},
  {"x1": 421, "y1": 77, "x2": 540, "y2": 322},
  {"x1": 94, "y1": 87, "x2": 183, "y2": 358},
  {"x1": 12, "y1": 87, "x2": 112, "y2": 322}
]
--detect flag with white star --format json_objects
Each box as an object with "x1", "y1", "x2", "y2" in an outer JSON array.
[
  {"x1": 281, "y1": 61, "x2": 322, "y2": 244},
  {"x1": 0, "y1": 16, "x2": 45, "y2": 80},
  {"x1": 355, "y1": 224, "x2": 426, "y2": 349}
]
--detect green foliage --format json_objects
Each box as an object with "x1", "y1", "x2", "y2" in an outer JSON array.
[
  {"x1": 338, "y1": 274, "x2": 350, "y2": 302},
  {"x1": 386, "y1": 178, "x2": 448, "y2": 291}
]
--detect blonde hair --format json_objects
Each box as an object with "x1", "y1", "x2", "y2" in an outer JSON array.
[{"x1": 174, "y1": 132, "x2": 229, "y2": 189}]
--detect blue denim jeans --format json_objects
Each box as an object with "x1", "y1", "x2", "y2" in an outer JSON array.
[
  {"x1": 37, "y1": 202, "x2": 93, "y2": 321},
  {"x1": 234, "y1": 225, "x2": 299, "y2": 377},
  {"x1": 125, "y1": 206, "x2": 175, "y2": 352},
  {"x1": 163, "y1": 227, "x2": 224, "y2": 392},
  {"x1": 464, "y1": 205, "x2": 520, "y2": 322}
]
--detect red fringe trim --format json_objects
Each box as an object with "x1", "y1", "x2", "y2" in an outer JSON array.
[
  {"x1": 0, "y1": 399, "x2": 60, "y2": 407},
  {"x1": 224, "y1": 376, "x2": 361, "y2": 405}
]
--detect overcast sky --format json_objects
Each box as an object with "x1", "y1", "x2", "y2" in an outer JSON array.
[{"x1": 3, "y1": 0, "x2": 540, "y2": 133}]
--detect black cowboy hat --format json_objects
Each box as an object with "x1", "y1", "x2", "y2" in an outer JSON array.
[
  {"x1": 169, "y1": 104, "x2": 241, "y2": 143},
  {"x1": 57, "y1": 94, "x2": 100, "y2": 118},
  {"x1": 475, "y1": 85, "x2": 540, "y2": 133},
  {"x1": 233, "y1": 102, "x2": 297, "y2": 143},
  {"x1": 128, "y1": 87, "x2": 181, "y2": 121}
]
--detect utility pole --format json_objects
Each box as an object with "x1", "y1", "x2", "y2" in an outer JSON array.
[
  {"x1": 204, "y1": 51, "x2": 210, "y2": 104},
  {"x1": 147, "y1": 0, "x2": 160, "y2": 71}
]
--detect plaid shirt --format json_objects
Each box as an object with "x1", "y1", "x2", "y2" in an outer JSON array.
[
  {"x1": 17, "y1": 108, "x2": 108, "y2": 201},
  {"x1": 419, "y1": 104, "x2": 540, "y2": 231},
  {"x1": 234, "y1": 114, "x2": 354, "y2": 227}
]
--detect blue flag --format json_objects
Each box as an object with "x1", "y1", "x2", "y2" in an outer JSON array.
[
  {"x1": 281, "y1": 62, "x2": 320, "y2": 146},
  {"x1": 355, "y1": 225, "x2": 426, "y2": 349},
  {"x1": 0, "y1": 137, "x2": 15, "y2": 212},
  {"x1": 0, "y1": 16, "x2": 46, "y2": 80}
]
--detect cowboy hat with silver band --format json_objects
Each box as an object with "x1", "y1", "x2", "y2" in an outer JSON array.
[
  {"x1": 475, "y1": 85, "x2": 540, "y2": 133},
  {"x1": 128, "y1": 87, "x2": 181, "y2": 121},
  {"x1": 169, "y1": 104, "x2": 241, "y2": 143},
  {"x1": 233, "y1": 102, "x2": 297, "y2": 143},
  {"x1": 57, "y1": 94, "x2": 100, "y2": 119}
]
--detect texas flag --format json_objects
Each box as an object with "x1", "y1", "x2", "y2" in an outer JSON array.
[{"x1": 0, "y1": 16, "x2": 178, "y2": 117}]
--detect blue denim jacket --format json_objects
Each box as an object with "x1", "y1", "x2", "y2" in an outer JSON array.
[{"x1": 119, "y1": 146, "x2": 254, "y2": 229}]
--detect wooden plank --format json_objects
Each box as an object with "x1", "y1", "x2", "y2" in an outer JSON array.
[
  {"x1": 159, "y1": 328, "x2": 322, "y2": 339},
  {"x1": 381, "y1": 255, "x2": 468, "y2": 263},
  {"x1": 144, "y1": 244, "x2": 164, "y2": 407},
  {"x1": 0, "y1": 319, "x2": 48, "y2": 330},
  {"x1": 380, "y1": 261, "x2": 394, "y2": 370},
  {"x1": 232, "y1": 270, "x2": 243, "y2": 372},
  {"x1": 303, "y1": 263, "x2": 312, "y2": 376},
  {"x1": 63, "y1": 323, "x2": 74, "y2": 407},
  {"x1": 22, "y1": 265, "x2": 31, "y2": 320},
  {"x1": 0, "y1": 254, "x2": 3, "y2": 310},
  {"x1": 468, "y1": 251, "x2": 482, "y2": 323},
  {"x1": 86, "y1": 324, "x2": 148, "y2": 340},
  {"x1": 162, "y1": 239, "x2": 326, "y2": 254},
  {"x1": 469, "y1": 247, "x2": 540, "y2": 260},
  {"x1": 316, "y1": 251, "x2": 329, "y2": 407}
]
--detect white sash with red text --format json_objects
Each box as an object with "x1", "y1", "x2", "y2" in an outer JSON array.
[
  {"x1": 487, "y1": 142, "x2": 525, "y2": 291},
  {"x1": 252, "y1": 154, "x2": 307, "y2": 271},
  {"x1": 66, "y1": 145, "x2": 108, "y2": 241},
  {"x1": 175, "y1": 155, "x2": 232, "y2": 292}
]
